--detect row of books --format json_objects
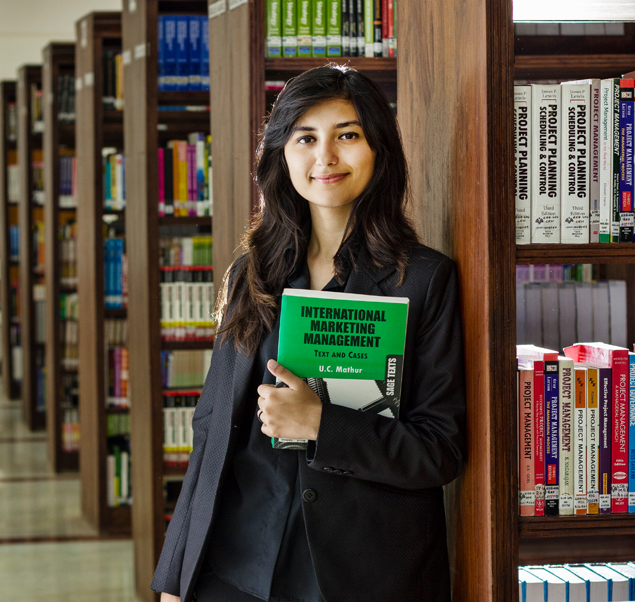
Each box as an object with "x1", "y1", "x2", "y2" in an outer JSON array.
[
  {"x1": 59, "y1": 153, "x2": 77, "y2": 208},
  {"x1": 517, "y1": 343, "x2": 635, "y2": 517},
  {"x1": 516, "y1": 280, "x2": 627, "y2": 353},
  {"x1": 32, "y1": 149, "x2": 44, "y2": 205},
  {"x1": 32, "y1": 221, "x2": 45, "y2": 273},
  {"x1": 103, "y1": 150, "x2": 126, "y2": 210},
  {"x1": 161, "y1": 349, "x2": 213, "y2": 389},
  {"x1": 107, "y1": 413, "x2": 130, "y2": 437},
  {"x1": 103, "y1": 49, "x2": 124, "y2": 111},
  {"x1": 60, "y1": 292, "x2": 78, "y2": 321},
  {"x1": 514, "y1": 75, "x2": 635, "y2": 244},
  {"x1": 163, "y1": 390, "x2": 199, "y2": 467},
  {"x1": 516, "y1": 264, "x2": 594, "y2": 284},
  {"x1": 61, "y1": 408, "x2": 80, "y2": 452},
  {"x1": 107, "y1": 445, "x2": 131, "y2": 507},
  {"x1": 160, "y1": 267, "x2": 215, "y2": 342},
  {"x1": 60, "y1": 222, "x2": 78, "y2": 288},
  {"x1": 61, "y1": 319, "x2": 79, "y2": 371},
  {"x1": 519, "y1": 563, "x2": 635, "y2": 602},
  {"x1": 105, "y1": 318, "x2": 128, "y2": 347},
  {"x1": 265, "y1": 0, "x2": 397, "y2": 58},
  {"x1": 104, "y1": 237, "x2": 128, "y2": 309},
  {"x1": 158, "y1": 133, "x2": 213, "y2": 217},
  {"x1": 57, "y1": 74, "x2": 76, "y2": 123},
  {"x1": 107, "y1": 347, "x2": 129, "y2": 409},
  {"x1": 159, "y1": 236, "x2": 213, "y2": 267},
  {"x1": 9, "y1": 225, "x2": 19, "y2": 261},
  {"x1": 158, "y1": 15, "x2": 210, "y2": 91}
]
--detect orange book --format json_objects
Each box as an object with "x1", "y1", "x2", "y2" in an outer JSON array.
[{"x1": 177, "y1": 141, "x2": 188, "y2": 216}]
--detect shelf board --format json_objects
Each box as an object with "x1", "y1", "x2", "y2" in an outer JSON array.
[
  {"x1": 515, "y1": 54, "x2": 635, "y2": 81},
  {"x1": 519, "y1": 514, "x2": 635, "y2": 538},
  {"x1": 104, "y1": 307, "x2": 127, "y2": 318},
  {"x1": 164, "y1": 465, "x2": 188, "y2": 477},
  {"x1": 157, "y1": 91, "x2": 210, "y2": 104},
  {"x1": 158, "y1": 215, "x2": 212, "y2": 226},
  {"x1": 106, "y1": 406, "x2": 130, "y2": 414},
  {"x1": 516, "y1": 243, "x2": 635, "y2": 264},
  {"x1": 61, "y1": 366, "x2": 79, "y2": 374},
  {"x1": 161, "y1": 340, "x2": 214, "y2": 350},
  {"x1": 265, "y1": 57, "x2": 396, "y2": 73}
]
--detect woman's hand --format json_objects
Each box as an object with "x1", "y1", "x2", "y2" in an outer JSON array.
[
  {"x1": 160, "y1": 594, "x2": 180, "y2": 602},
  {"x1": 257, "y1": 360, "x2": 322, "y2": 440}
]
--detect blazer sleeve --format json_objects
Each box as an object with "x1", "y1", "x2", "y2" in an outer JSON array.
[{"x1": 306, "y1": 257, "x2": 467, "y2": 490}]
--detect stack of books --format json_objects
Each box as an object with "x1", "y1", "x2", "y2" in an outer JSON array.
[
  {"x1": 104, "y1": 237, "x2": 127, "y2": 310},
  {"x1": 162, "y1": 390, "x2": 199, "y2": 468},
  {"x1": 160, "y1": 349, "x2": 213, "y2": 389},
  {"x1": 103, "y1": 149, "x2": 126, "y2": 210},
  {"x1": 105, "y1": 319, "x2": 128, "y2": 409}
]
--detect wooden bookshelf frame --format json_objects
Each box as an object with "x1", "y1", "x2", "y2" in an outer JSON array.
[
  {"x1": 0, "y1": 81, "x2": 19, "y2": 401},
  {"x1": 17, "y1": 65, "x2": 45, "y2": 432},
  {"x1": 75, "y1": 11, "x2": 130, "y2": 534},
  {"x1": 43, "y1": 42, "x2": 78, "y2": 472}
]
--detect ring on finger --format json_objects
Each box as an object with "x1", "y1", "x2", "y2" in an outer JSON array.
[{"x1": 257, "y1": 410, "x2": 265, "y2": 425}]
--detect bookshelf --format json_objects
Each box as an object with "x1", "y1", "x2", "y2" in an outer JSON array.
[
  {"x1": 122, "y1": 2, "x2": 213, "y2": 598},
  {"x1": 0, "y1": 81, "x2": 20, "y2": 401},
  {"x1": 42, "y1": 42, "x2": 78, "y2": 473},
  {"x1": 17, "y1": 65, "x2": 45, "y2": 432},
  {"x1": 75, "y1": 12, "x2": 131, "y2": 534}
]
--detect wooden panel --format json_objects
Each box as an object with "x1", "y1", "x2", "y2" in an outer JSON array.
[
  {"x1": 519, "y1": 534, "x2": 635, "y2": 565},
  {"x1": 398, "y1": 0, "x2": 516, "y2": 601},
  {"x1": 517, "y1": 243, "x2": 635, "y2": 264},
  {"x1": 0, "y1": 81, "x2": 19, "y2": 401},
  {"x1": 514, "y1": 0, "x2": 635, "y2": 22},
  {"x1": 515, "y1": 54, "x2": 635, "y2": 81}
]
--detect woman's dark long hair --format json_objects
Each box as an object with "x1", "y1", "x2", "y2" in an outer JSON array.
[{"x1": 216, "y1": 65, "x2": 419, "y2": 353}]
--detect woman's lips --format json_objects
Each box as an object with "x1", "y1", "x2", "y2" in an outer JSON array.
[{"x1": 312, "y1": 173, "x2": 348, "y2": 184}]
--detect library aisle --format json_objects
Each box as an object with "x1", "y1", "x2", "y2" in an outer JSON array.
[{"x1": 0, "y1": 384, "x2": 138, "y2": 602}]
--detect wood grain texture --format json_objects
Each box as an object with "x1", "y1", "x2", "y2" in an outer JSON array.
[
  {"x1": 398, "y1": 0, "x2": 516, "y2": 600},
  {"x1": 17, "y1": 65, "x2": 45, "y2": 432},
  {"x1": 43, "y1": 42, "x2": 78, "y2": 474},
  {"x1": 0, "y1": 81, "x2": 19, "y2": 401},
  {"x1": 517, "y1": 243, "x2": 635, "y2": 264}
]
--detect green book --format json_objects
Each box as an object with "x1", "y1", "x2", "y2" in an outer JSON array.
[
  {"x1": 282, "y1": 0, "x2": 298, "y2": 57},
  {"x1": 326, "y1": 0, "x2": 342, "y2": 57},
  {"x1": 266, "y1": 0, "x2": 282, "y2": 58},
  {"x1": 364, "y1": 0, "x2": 373, "y2": 57},
  {"x1": 273, "y1": 288, "x2": 409, "y2": 449},
  {"x1": 312, "y1": 0, "x2": 327, "y2": 56},
  {"x1": 298, "y1": 0, "x2": 312, "y2": 57}
]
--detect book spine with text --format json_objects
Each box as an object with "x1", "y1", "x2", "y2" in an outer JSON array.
[
  {"x1": 558, "y1": 357, "x2": 574, "y2": 515},
  {"x1": 534, "y1": 360, "x2": 546, "y2": 516},
  {"x1": 612, "y1": 78, "x2": 621, "y2": 241},
  {"x1": 158, "y1": 16, "x2": 165, "y2": 91},
  {"x1": 200, "y1": 16, "x2": 209, "y2": 91},
  {"x1": 599, "y1": 366, "x2": 612, "y2": 514},
  {"x1": 373, "y1": 0, "x2": 382, "y2": 56},
  {"x1": 188, "y1": 16, "x2": 202, "y2": 91},
  {"x1": 612, "y1": 352, "x2": 629, "y2": 512},
  {"x1": 574, "y1": 366, "x2": 587, "y2": 514},
  {"x1": 589, "y1": 80, "x2": 601, "y2": 242},
  {"x1": 312, "y1": 0, "x2": 327, "y2": 56},
  {"x1": 560, "y1": 83, "x2": 590, "y2": 243},
  {"x1": 531, "y1": 85, "x2": 561, "y2": 243},
  {"x1": 519, "y1": 363, "x2": 535, "y2": 516},
  {"x1": 357, "y1": 0, "x2": 364, "y2": 56},
  {"x1": 298, "y1": 0, "x2": 312, "y2": 56},
  {"x1": 619, "y1": 79, "x2": 634, "y2": 242},
  {"x1": 599, "y1": 80, "x2": 614, "y2": 242},
  {"x1": 544, "y1": 360, "x2": 559, "y2": 515},
  {"x1": 266, "y1": 0, "x2": 283, "y2": 57},
  {"x1": 586, "y1": 366, "x2": 599, "y2": 514},
  {"x1": 364, "y1": 0, "x2": 373, "y2": 56},
  {"x1": 326, "y1": 0, "x2": 342, "y2": 56},
  {"x1": 282, "y1": 0, "x2": 298, "y2": 57},
  {"x1": 629, "y1": 353, "x2": 635, "y2": 513},
  {"x1": 387, "y1": 0, "x2": 395, "y2": 57},
  {"x1": 342, "y1": 0, "x2": 350, "y2": 55},
  {"x1": 349, "y1": 0, "x2": 357, "y2": 56},
  {"x1": 514, "y1": 86, "x2": 532, "y2": 245}
]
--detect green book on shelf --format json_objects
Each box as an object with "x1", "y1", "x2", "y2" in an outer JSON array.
[
  {"x1": 282, "y1": 0, "x2": 298, "y2": 57},
  {"x1": 298, "y1": 0, "x2": 312, "y2": 56},
  {"x1": 266, "y1": 0, "x2": 283, "y2": 57},
  {"x1": 326, "y1": 0, "x2": 342, "y2": 56},
  {"x1": 312, "y1": 0, "x2": 327, "y2": 56},
  {"x1": 273, "y1": 288, "x2": 409, "y2": 449}
]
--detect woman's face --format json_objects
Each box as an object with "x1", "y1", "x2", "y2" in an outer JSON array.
[{"x1": 283, "y1": 98, "x2": 376, "y2": 213}]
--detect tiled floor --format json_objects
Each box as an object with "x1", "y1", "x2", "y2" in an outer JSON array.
[{"x1": 0, "y1": 397, "x2": 139, "y2": 601}]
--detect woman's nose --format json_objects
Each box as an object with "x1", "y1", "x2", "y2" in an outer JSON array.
[{"x1": 315, "y1": 140, "x2": 337, "y2": 167}]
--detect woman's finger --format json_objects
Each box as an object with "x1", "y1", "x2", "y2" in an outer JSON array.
[{"x1": 266, "y1": 359, "x2": 303, "y2": 389}]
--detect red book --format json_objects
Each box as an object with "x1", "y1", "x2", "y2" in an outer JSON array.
[
  {"x1": 532, "y1": 360, "x2": 545, "y2": 515},
  {"x1": 387, "y1": 0, "x2": 395, "y2": 57},
  {"x1": 518, "y1": 358, "x2": 535, "y2": 516},
  {"x1": 564, "y1": 343, "x2": 629, "y2": 512},
  {"x1": 381, "y1": 0, "x2": 389, "y2": 56}
]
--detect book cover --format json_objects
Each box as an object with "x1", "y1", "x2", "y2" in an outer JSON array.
[
  {"x1": 533, "y1": 359, "x2": 546, "y2": 515},
  {"x1": 356, "y1": 0, "x2": 364, "y2": 57},
  {"x1": 311, "y1": 0, "x2": 327, "y2": 56},
  {"x1": 560, "y1": 83, "x2": 590, "y2": 243},
  {"x1": 518, "y1": 359, "x2": 535, "y2": 516},
  {"x1": 599, "y1": 366, "x2": 613, "y2": 514},
  {"x1": 574, "y1": 365, "x2": 587, "y2": 514},
  {"x1": 282, "y1": 0, "x2": 298, "y2": 57},
  {"x1": 364, "y1": 0, "x2": 373, "y2": 57},
  {"x1": 175, "y1": 16, "x2": 190, "y2": 92},
  {"x1": 544, "y1": 359, "x2": 559, "y2": 515},
  {"x1": 349, "y1": 0, "x2": 357, "y2": 56},
  {"x1": 266, "y1": 0, "x2": 283, "y2": 57},
  {"x1": 373, "y1": 0, "x2": 382, "y2": 56},
  {"x1": 158, "y1": 148, "x2": 165, "y2": 216},
  {"x1": 326, "y1": 0, "x2": 342, "y2": 56},
  {"x1": 585, "y1": 365, "x2": 600, "y2": 514},
  {"x1": 600, "y1": 80, "x2": 614, "y2": 242},
  {"x1": 342, "y1": 0, "x2": 350, "y2": 55},
  {"x1": 298, "y1": 0, "x2": 312, "y2": 56},
  {"x1": 381, "y1": 0, "x2": 388, "y2": 56},
  {"x1": 531, "y1": 85, "x2": 561, "y2": 243},
  {"x1": 558, "y1": 356, "x2": 575, "y2": 515},
  {"x1": 274, "y1": 289, "x2": 409, "y2": 449},
  {"x1": 613, "y1": 78, "x2": 621, "y2": 241},
  {"x1": 188, "y1": 15, "x2": 202, "y2": 91},
  {"x1": 514, "y1": 86, "x2": 532, "y2": 245},
  {"x1": 200, "y1": 16, "x2": 210, "y2": 91},
  {"x1": 629, "y1": 352, "x2": 635, "y2": 513},
  {"x1": 590, "y1": 80, "x2": 601, "y2": 242},
  {"x1": 387, "y1": 0, "x2": 395, "y2": 57},
  {"x1": 619, "y1": 78, "x2": 634, "y2": 242},
  {"x1": 163, "y1": 16, "x2": 177, "y2": 91},
  {"x1": 158, "y1": 16, "x2": 166, "y2": 90}
]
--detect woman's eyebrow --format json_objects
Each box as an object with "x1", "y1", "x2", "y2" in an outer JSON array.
[{"x1": 290, "y1": 120, "x2": 361, "y2": 134}]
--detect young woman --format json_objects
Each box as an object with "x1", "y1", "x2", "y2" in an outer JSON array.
[{"x1": 153, "y1": 65, "x2": 466, "y2": 602}]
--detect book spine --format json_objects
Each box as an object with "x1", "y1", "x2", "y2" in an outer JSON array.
[
  {"x1": 298, "y1": 0, "x2": 312, "y2": 56},
  {"x1": 381, "y1": 0, "x2": 388, "y2": 56},
  {"x1": 175, "y1": 16, "x2": 189, "y2": 92},
  {"x1": 558, "y1": 357, "x2": 574, "y2": 515},
  {"x1": 327, "y1": 0, "x2": 342, "y2": 56},
  {"x1": 200, "y1": 16, "x2": 209, "y2": 92},
  {"x1": 364, "y1": 0, "x2": 373, "y2": 57},
  {"x1": 544, "y1": 360, "x2": 559, "y2": 515},
  {"x1": 387, "y1": 0, "x2": 394, "y2": 57},
  {"x1": 612, "y1": 352, "x2": 629, "y2": 512},
  {"x1": 619, "y1": 79, "x2": 634, "y2": 242},
  {"x1": 266, "y1": 0, "x2": 283, "y2": 57},
  {"x1": 312, "y1": 0, "x2": 327, "y2": 56},
  {"x1": 519, "y1": 367, "x2": 535, "y2": 516},
  {"x1": 590, "y1": 80, "x2": 601, "y2": 242},
  {"x1": 560, "y1": 83, "x2": 590, "y2": 244},
  {"x1": 165, "y1": 145, "x2": 174, "y2": 216},
  {"x1": 356, "y1": 0, "x2": 364, "y2": 56},
  {"x1": 574, "y1": 367, "x2": 587, "y2": 514},
  {"x1": 600, "y1": 80, "x2": 613, "y2": 242},
  {"x1": 531, "y1": 85, "x2": 561, "y2": 243},
  {"x1": 282, "y1": 0, "x2": 298, "y2": 57},
  {"x1": 373, "y1": 0, "x2": 382, "y2": 56},
  {"x1": 612, "y1": 78, "x2": 621, "y2": 242},
  {"x1": 534, "y1": 360, "x2": 545, "y2": 516},
  {"x1": 586, "y1": 367, "x2": 600, "y2": 514},
  {"x1": 349, "y1": 0, "x2": 357, "y2": 56},
  {"x1": 188, "y1": 15, "x2": 202, "y2": 91},
  {"x1": 342, "y1": 0, "x2": 350, "y2": 55},
  {"x1": 629, "y1": 354, "x2": 635, "y2": 512},
  {"x1": 178, "y1": 142, "x2": 188, "y2": 216},
  {"x1": 196, "y1": 140, "x2": 205, "y2": 216},
  {"x1": 514, "y1": 86, "x2": 532, "y2": 245},
  {"x1": 158, "y1": 148, "x2": 165, "y2": 216},
  {"x1": 599, "y1": 366, "x2": 612, "y2": 513}
]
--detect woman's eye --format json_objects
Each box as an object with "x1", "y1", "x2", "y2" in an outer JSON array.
[
  {"x1": 340, "y1": 132, "x2": 359, "y2": 140},
  {"x1": 297, "y1": 135, "x2": 315, "y2": 144}
]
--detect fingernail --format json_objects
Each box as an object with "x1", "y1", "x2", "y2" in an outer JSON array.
[{"x1": 270, "y1": 359, "x2": 279, "y2": 370}]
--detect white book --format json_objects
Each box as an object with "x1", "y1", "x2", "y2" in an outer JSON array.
[
  {"x1": 524, "y1": 567, "x2": 566, "y2": 602},
  {"x1": 573, "y1": 365, "x2": 587, "y2": 514},
  {"x1": 545, "y1": 567, "x2": 586, "y2": 602},
  {"x1": 525, "y1": 283, "x2": 543, "y2": 346},
  {"x1": 560, "y1": 83, "x2": 591, "y2": 243},
  {"x1": 107, "y1": 455, "x2": 116, "y2": 507},
  {"x1": 517, "y1": 283, "x2": 527, "y2": 345},
  {"x1": 515, "y1": 86, "x2": 532, "y2": 244},
  {"x1": 582, "y1": 365, "x2": 600, "y2": 513},
  {"x1": 518, "y1": 568, "x2": 546, "y2": 602},
  {"x1": 591, "y1": 281, "x2": 610, "y2": 342},
  {"x1": 558, "y1": 282, "x2": 577, "y2": 350},
  {"x1": 608, "y1": 563, "x2": 635, "y2": 594},
  {"x1": 600, "y1": 80, "x2": 615, "y2": 241},
  {"x1": 585, "y1": 564, "x2": 630, "y2": 601},
  {"x1": 558, "y1": 356, "x2": 575, "y2": 515},
  {"x1": 565, "y1": 565, "x2": 608, "y2": 602},
  {"x1": 608, "y1": 280, "x2": 627, "y2": 348},
  {"x1": 575, "y1": 282, "x2": 594, "y2": 342},
  {"x1": 541, "y1": 283, "x2": 560, "y2": 352},
  {"x1": 531, "y1": 85, "x2": 562, "y2": 243}
]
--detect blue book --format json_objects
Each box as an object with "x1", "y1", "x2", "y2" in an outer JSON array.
[
  {"x1": 104, "y1": 239, "x2": 113, "y2": 308},
  {"x1": 175, "y1": 16, "x2": 190, "y2": 92},
  {"x1": 163, "y1": 16, "x2": 177, "y2": 91},
  {"x1": 545, "y1": 360, "x2": 560, "y2": 516},
  {"x1": 188, "y1": 15, "x2": 201, "y2": 91},
  {"x1": 104, "y1": 157, "x2": 112, "y2": 209},
  {"x1": 200, "y1": 16, "x2": 209, "y2": 91},
  {"x1": 629, "y1": 353, "x2": 635, "y2": 513},
  {"x1": 114, "y1": 238, "x2": 124, "y2": 308},
  {"x1": 618, "y1": 78, "x2": 634, "y2": 242},
  {"x1": 158, "y1": 15, "x2": 166, "y2": 90}
]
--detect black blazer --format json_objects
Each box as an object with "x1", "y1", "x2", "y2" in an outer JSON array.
[{"x1": 151, "y1": 244, "x2": 467, "y2": 602}]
